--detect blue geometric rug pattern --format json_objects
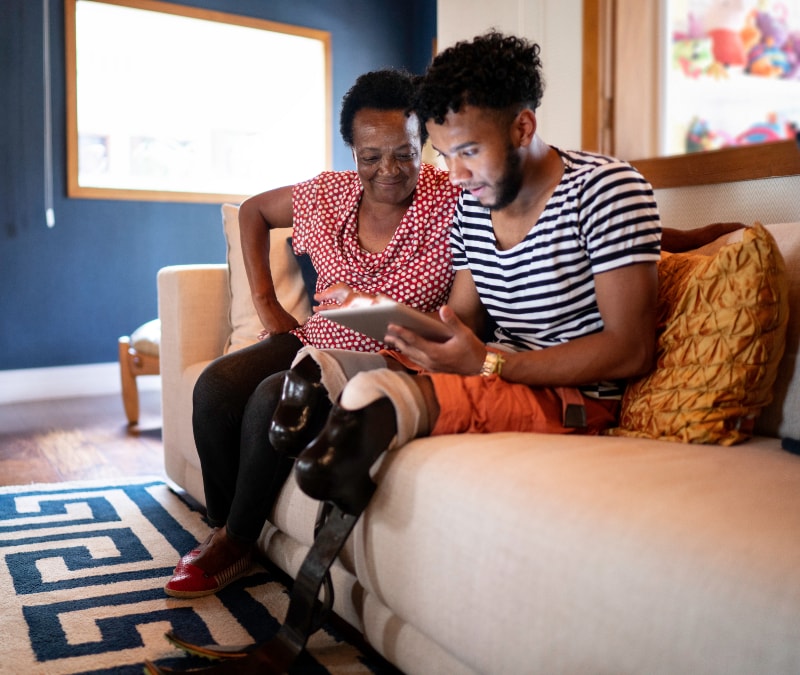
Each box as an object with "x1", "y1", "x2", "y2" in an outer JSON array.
[{"x1": 0, "y1": 478, "x2": 392, "y2": 675}]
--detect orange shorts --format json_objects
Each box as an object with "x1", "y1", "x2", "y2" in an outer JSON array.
[{"x1": 428, "y1": 373, "x2": 619, "y2": 436}]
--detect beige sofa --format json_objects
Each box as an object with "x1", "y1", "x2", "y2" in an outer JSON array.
[{"x1": 158, "y1": 142, "x2": 800, "y2": 674}]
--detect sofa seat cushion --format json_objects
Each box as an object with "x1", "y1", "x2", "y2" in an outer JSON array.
[
  {"x1": 130, "y1": 319, "x2": 161, "y2": 357},
  {"x1": 338, "y1": 431, "x2": 800, "y2": 674}
]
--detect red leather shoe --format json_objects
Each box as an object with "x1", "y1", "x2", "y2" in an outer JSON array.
[
  {"x1": 172, "y1": 528, "x2": 218, "y2": 572},
  {"x1": 164, "y1": 551, "x2": 252, "y2": 599}
]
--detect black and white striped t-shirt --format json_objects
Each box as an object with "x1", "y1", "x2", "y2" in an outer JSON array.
[{"x1": 450, "y1": 148, "x2": 661, "y2": 398}]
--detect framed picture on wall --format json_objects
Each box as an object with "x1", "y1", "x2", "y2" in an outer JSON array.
[{"x1": 664, "y1": 0, "x2": 800, "y2": 155}]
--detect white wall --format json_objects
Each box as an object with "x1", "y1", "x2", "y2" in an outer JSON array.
[
  {"x1": 436, "y1": 0, "x2": 584, "y2": 150},
  {"x1": 0, "y1": 363, "x2": 161, "y2": 405}
]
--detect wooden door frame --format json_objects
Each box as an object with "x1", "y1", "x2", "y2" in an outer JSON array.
[
  {"x1": 581, "y1": 0, "x2": 610, "y2": 154},
  {"x1": 582, "y1": 0, "x2": 658, "y2": 159}
]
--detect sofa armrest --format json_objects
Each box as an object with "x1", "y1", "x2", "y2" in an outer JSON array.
[
  {"x1": 157, "y1": 264, "x2": 230, "y2": 393},
  {"x1": 156, "y1": 264, "x2": 228, "y2": 494}
]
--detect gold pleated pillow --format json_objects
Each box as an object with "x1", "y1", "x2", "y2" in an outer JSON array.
[{"x1": 608, "y1": 223, "x2": 789, "y2": 445}]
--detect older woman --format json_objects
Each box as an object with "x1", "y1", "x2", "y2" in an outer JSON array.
[{"x1": 164, "y1": 69, "x2": 460, "y2": 598}]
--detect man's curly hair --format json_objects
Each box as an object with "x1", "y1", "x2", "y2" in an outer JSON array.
[
  {"x1": 339, "y1": 69, "x2": 427, "y2": 146},
  {"x1": 415, "y1": 32, "x2": 545, "y2": 125}
]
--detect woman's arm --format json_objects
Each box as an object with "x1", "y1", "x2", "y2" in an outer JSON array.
[
  {"x1": 662, "y1": 223, "x2": 745, "y2": 252},
  {"x1": 238, "y1": 186, "x2": 298, "y2": 336},
  {"x1": 315, "y1": 269, "x2": 485, "y2": 328}
]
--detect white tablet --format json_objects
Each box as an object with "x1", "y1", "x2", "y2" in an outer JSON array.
[{"x1": 318, "y1": 301, "x2": 453, "y2": 343}]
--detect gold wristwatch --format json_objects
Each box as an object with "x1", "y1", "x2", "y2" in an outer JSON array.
[{"x1": 480, "y1": 351, "x2": 505, "y2": 377}]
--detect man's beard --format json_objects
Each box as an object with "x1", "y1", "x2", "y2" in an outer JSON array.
[{"x1": 487, "y1": 146, "x2": 523, "y2": 211}]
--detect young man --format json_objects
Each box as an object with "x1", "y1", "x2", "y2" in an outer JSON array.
[{"x1": 291, "y1": 32, "x2": 663, "y2": 515}]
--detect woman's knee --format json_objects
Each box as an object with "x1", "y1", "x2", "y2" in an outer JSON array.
[
  {"x1": 245, "y1": 371, "x2": 285, "y2": 420},
  {"x1": 194, "y1": 334, "x2": 302, "y2": 427},
  {"x1": 193, "y1": 356, "x2": 241, "y2": 416}
]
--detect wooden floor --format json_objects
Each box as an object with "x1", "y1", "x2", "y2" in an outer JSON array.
[{"x1": 0, "y1": 390, "x2": 165, "y2": 486}]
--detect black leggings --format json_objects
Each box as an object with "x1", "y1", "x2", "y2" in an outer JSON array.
[{"x1": 192, "y1": 333, "x2": 304, "y2": 543}]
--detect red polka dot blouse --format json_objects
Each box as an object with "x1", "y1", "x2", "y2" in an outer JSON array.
[{"x1": 291, "y1": 163, "x2": 459, "y2": 352}]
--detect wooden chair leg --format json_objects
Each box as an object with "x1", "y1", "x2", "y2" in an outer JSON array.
[{"x1": 119, "y1": 336, "x2": 140, "y2": 426}]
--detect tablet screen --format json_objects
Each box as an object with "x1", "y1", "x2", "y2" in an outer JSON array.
[{"x1": 318, "y1": 301, "x2": 452, "y2": 343}]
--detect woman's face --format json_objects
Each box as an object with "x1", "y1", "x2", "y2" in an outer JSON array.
[{"x1": 351, "y1": 108, "x2": 422, "y2": 207}]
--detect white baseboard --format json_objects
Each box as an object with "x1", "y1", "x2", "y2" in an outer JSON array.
[{"x1": 0, "y1": 362, "x2": 161, "y2": 405}]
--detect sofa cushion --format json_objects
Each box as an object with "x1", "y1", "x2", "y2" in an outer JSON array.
[
  {"x1": 221, "y1": 203, "x2": 312, "y2": 353},
  {"x1": 348, "y1": 431, "x2": 800, "y2": 675},
  {"x1": 130, "y1": 319, "x2": 160, "y2": 357},
  {"x1": 608, "y1": 223, "x2": 789, "y2": 445},
  {"x1": 749, "y1": 223, "x2": 800, "y2": 442}
]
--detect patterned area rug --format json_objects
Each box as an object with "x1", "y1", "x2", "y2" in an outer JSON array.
[{"x1": 0, "y1": 478, "x2": 395, "y2": 675}]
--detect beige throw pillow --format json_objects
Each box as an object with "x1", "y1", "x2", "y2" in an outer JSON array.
[{"x1": 221, "y1": 204, "x2": 311, "y2": 353}]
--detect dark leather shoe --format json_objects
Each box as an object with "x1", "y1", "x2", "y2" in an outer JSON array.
[
  {"x1": 269, "y1": 369, "x2": 331, "y2": 454},
  {"x1": 294, "y1": 398, "x2": 396, "y2": 515}
]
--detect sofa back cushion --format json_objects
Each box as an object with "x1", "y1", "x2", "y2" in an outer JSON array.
[
  {"x1": 748, "y1": 222, "x2": 800, "y2": 440},
  {"x1": 221, "y1": 203, "x2": 312, "y2": 353}
]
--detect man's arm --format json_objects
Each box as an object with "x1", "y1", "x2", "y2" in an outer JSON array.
[
  {"x1": 500, "y1": 261, "x2": 657, "y2": 386},
  {"x1": 444, "y1": 269, "x2": 486, "y2": 335},
  {"x1": 387, "y1": 261, "x2": 658, "y2": 386}
]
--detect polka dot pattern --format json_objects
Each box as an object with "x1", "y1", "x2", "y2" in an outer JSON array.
[{"x1": 291, "y1": 164, "x2": 459, "y2": 351}]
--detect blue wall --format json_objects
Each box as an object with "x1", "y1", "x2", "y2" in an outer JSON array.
[{"x1": 0, "y1": 0, "x2": 436, "y2": 370}]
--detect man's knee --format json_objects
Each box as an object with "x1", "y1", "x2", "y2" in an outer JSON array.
[
  {"x1": 339, "y1": 370, "x2": 430, "y2": 445},
  {"x1": 339, "y1": 370, "x2": 408, "y2": 409}
]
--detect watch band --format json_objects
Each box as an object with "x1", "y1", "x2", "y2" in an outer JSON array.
[{"x1": 480, "y1": 351, "x2": 505, "y2": 377}]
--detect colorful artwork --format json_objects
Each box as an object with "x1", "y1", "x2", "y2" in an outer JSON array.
[
  {"x1": 668, "y1": 0, "x2": 800, "y2": 154},
  {"x1": 672, "y1": 0, "x2": 800, "y2": 79},
  {"x1": 673, "y1": 38, "x2": 715, "y2": 76},
  {"x1": 685, "y1": 113, "x2": 798, "y2": 153}
]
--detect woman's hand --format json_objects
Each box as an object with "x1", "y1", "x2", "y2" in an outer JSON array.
[
  {"x1": 254, "y1": 298, "x2": 300, "y2": 340},
  {"x1": 313, "y1": 283, "x2": 386, "y2": 311},
  {"x1": 383, "y1": 305, "x2": 487, "y2": 375}
]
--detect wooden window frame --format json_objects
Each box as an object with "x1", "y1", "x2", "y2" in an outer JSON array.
[{"x1": 65, "y1": 0, "x2": 332, "y2": 203}]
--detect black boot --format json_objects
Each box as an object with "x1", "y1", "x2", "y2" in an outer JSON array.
[
  {"x1": 269, "y1": 358, "x2": 331, "y2": 454},
  {"x1": 294, "y1": 398, "x2": 396, "y2": 515}
]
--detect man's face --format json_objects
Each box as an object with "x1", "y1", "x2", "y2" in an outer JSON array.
[{"x1": 426, "y1": 105, "x2": 524, "y2": 211}]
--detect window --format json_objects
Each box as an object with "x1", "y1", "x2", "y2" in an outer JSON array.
[{"x1": 66, "y1": 0, "x2": 331, "y2": 203}]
